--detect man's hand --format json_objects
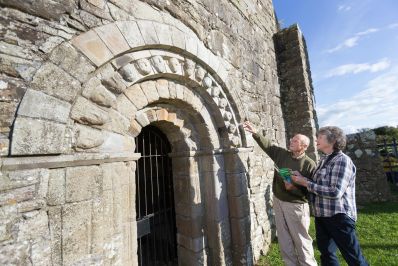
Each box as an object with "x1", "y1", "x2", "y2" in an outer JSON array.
[
  {"x1": 291, "y1": 171, "x2": 309, "y2": 187},
  {"x1": 284, "y1": 181, "x2": 297, "y2": 191},
  {"x1": 243, "y1": 121, "x2": 257, "y2": 134}
]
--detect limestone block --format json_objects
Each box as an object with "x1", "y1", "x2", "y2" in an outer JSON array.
[
  {"x1": 128, "y1": 119, "x2": 142, "y2": 137},
  {"x1": 226, "y1": 172, "x2": 248, "y2": 197},
  {"x1": 0, "y1": 185, "x2": 36, "y2": 206},
  {"x1": 116, "y1": 21, "x2": 146, "y2": 49},
  {"x1": 74, "y1": 124, "x2": 104, "y2": 150},
  {"x1": 197, "y1": 42, "x2": 210, "y2": 66},
  {"x1": 94, "y1": 23, "x2": 130, "y2": 55},
  {"x1": 230, "y1": 216, "x2": 251, "y2": 247},
  {"x1": 11, "y1": 117, "x2": 66, "y2": 155},
  {"x1": 99, "y1": 131, "x2": 135, "y2": 152},
  {"x1": 47, "y1": 169, "x2": 66, "y2": 206},
  {"x1": 144, "y1": 109, "x2": 157, "y2": 123},
  {"x1": 70, "y1": 96, "x2": 109, "y2": 125},
  {"x1": 153, "y1": 22, "x2": 173, "y2": 47},
  {"x1": 185, "y1": 35, "x2": 198, "y2": 57},
  {"x1": 156, "y1": 108, "x2": 168, "y2": 121},
  {"x1": 101, "y1": 71, "x2": 127, "y2": 94},
  {"x1": 16, "y1": 199, "x2": 46, "y2": 214},
  {"x1": 1, "y1": 169, "x2": 42, "y2": 192},
  {"x1": 124, "y1": 84, "x2": 148, "y2": 110},
  {"x1": 178, "y1": 245, "x2": 207, "y2": 266},
  {"x1": 103, "y1": 109, "x2": 130, "y2": 135},
  {"x1": 141, "y1": 80, "x2": 159, "y2": 103},
  {"x1": 0, "y1": 138, "x2": 9, "y2": 156},
  {"x1": 171, "y1": 26, "x2": 186, "y2": 50},
  {"x1": 18, "y1": 89, "x2": 71, "y2": 123},
  {"x1": 82, "y1": 78, "x2": 117, "y2": 107},
  {"x1": 176, "y1": 83, "x2": 184, "y2": 100},
  {"x1": 65, "y1": 166, "x2": 101, "y2": 203},
  {"x1": 31, "y1": 237, "x2": 52, "y2": 266},
  {"x1": 130, "y1": 2, "x2": 163, "y2": 22},
  {"x1": 115, "y1": 93, "x2": 137, "y2": 119},
  {"x1": 0, "y1": 241, "x2": 30, "y2": 265},
  {"x1": 49, "y1": 42, "x2": 95, "y2": 82},
  {"x1": 72, "y1": 30, "x2": 113, "y2": 67},
  {"x1": 168, "y1": 81, "x2": 177, "y2": 98},
  {"x1": 31, "y1": 62, "x2": 81, "y2": 103},
  {"x1": 16, "y1": 210, "x2": 49, "y2": 242},
  {"x1": 135, "y1": 112, "x2": 150, "y2": 127},
  {"x1": 173, "y1": 177, "x2": 190, "y2": 204},
  {"x1": 228, "y1": 194, "x2": 250, "y2": 218},
  {"x1": 90, "y1": 198, "x2": 105, "y2": 257},
  {"x1": 137, "y1": 20, "x2": 159, "y2": 45},
  {"x1": 176, "y1": 214, "x2": 203, "y2": 238},
  {"x1": 177, "y1": 233, "x2": 206, "y2": 253},
  {"x1": 62, "y1": 201, "x2": 92, "y2": 265}
]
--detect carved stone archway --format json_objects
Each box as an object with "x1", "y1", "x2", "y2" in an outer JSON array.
[{"x1": 5, "y1": 19, "x2": 253, "y2": 265}]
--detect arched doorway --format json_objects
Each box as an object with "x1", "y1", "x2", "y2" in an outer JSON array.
[{"x1": 135, "y1": 125, "x2": 178, "y2": 265}]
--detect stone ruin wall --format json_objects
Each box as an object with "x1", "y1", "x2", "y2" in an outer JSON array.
[
  {"x1": 345, "y1": 131, "x2": 392, "y2": 203},
  {"x1": 0, "y1": 0, "x2": 318, "y2": 265}
]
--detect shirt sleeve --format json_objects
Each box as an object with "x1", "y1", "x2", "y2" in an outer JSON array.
[
  {"x1": 252, "y1": 133, "x2": 285, "y2": 160},
  {"x1": 307, "y1": 155, "x2": 354, "y2": 199}
]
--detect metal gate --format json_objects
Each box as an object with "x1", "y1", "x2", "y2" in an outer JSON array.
[{"x1": 135, "y1": 125, "x2": 178, "y2": 266}]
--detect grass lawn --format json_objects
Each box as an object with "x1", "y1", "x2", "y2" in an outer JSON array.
[{"x1": 257, "y1": 185, "x2": 398, "y2": 266}]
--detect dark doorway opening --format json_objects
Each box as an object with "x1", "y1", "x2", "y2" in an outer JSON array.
[{"x1": 135, "y1": 125, "x2": 178, "y2": 266}]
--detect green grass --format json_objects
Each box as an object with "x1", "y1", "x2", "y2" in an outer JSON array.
[{"x1": 257, "y1": 197, "x2": 398, "y2": 266}]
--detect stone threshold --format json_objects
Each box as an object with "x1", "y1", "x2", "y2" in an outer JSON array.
[{"x1": 1, "y1": 152, "x2": 141, "y2": 171}]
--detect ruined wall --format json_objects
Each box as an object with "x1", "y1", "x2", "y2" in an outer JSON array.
[
  {"x1": 346, "y1": 130, "x2": 392, "y2": 203},
  {"x1": 274, "y1": 25, "x2": 318, "y2": 161},
  {"x1": 0, "y1": 0, "x2": 316, "y2": 265}
]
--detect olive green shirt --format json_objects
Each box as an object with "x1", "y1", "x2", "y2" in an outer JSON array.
[{"x1": 253, "y1": 133, "x2": 316, "y2": 203}]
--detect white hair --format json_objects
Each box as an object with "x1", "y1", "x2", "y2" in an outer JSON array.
[{"x1": 296, "y1": 134, "x2": 310, "y2": 148}]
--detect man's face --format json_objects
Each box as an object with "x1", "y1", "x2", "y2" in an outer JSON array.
[{"x1": 289, "y1": 135, "x2": 304, "y2": 152}]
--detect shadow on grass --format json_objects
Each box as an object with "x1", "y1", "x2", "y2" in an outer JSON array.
[
  {"x1": 358, "y1": 201, "x2": 398, "y2": 214},
  {"x1": 360, "y1": 244, "x2": 398, "y2": 250}
]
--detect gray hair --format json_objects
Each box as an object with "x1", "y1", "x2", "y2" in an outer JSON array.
[
  {"x1": 296, "y1": 134, "x2": 310, "y2": 148},
  {"x1": 318, "y1": 126, "x2": 346, "y2": 151}
]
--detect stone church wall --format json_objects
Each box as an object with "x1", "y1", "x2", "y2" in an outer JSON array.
[
  {"x1": 345, "y1": 130, "x2": 392, "y2": 203},
  {"x1": 0, "y1": 0, "x2": 317, "y2": 264}
]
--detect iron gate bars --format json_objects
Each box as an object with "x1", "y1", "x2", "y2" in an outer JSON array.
[{"x1": 135, "y1": 125, "x2": 177, "y2": 266}]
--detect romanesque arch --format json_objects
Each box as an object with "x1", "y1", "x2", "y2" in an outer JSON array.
[{"x1": 4, "y1": 18, "x2": 253, "y2": 265}]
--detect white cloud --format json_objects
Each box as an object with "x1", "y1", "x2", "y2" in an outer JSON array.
[
  {"x1": 327, "y1": 36, "x2": 359, "y2": 53},
  {"x1": 326, "y1": 58, "x2": 391, "y2": 77},
  {"x1": 317, "y1": 67, "x2": 398, "y2": 134},
  {"x1": 327, "y1": 28, "x2": 379, "y2": 53},
  {"x1": 357, "y1": 28, "x2": 379, "y2": 36},
  {"x1": 388, "y1": 23, "x2": 398, "y2": 29},
  {"x1": 338, "y1": 5, "x2": 351, "y2": 12}
]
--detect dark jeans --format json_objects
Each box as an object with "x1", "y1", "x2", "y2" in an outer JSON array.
[{"x1": 315, "y1": 214, "x2": 368, "y2": 266}]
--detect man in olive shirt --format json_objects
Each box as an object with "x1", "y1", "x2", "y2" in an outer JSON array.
[{"x1": 243, "y1": 121, "x2": 317, "y2": 266}]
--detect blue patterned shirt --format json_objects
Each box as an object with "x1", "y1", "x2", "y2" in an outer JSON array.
[{"x1": 307, "y1": 151, "x2": 357, "y2": 221}]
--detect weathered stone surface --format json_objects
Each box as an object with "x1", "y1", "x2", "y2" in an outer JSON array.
[
  {"x1": 50, "y1": 42, "x2": 95, "y2": 82},
  {"x1": 70, "y1": 96, "x2": 109, "y2": 125},
  {"x1": 62, "y1": 201, "x2": 92, "y2": 265},
  {"x1": 11, "y1": 117, "x2": 66, "y2": 155},
  {"x1": 94, "y1": 23, "x2": 130, "y2": 55},
  {"x1": 116, "y1": 21, "x2": 146, "y2": 48},
  {"x1": 103, "y1": 109, "x2": 130, "y2": 135},
  {"x1": 74, "y1": 124, "x2": 104, "y2": 150},
  {"x1": 65, "y1": 166, "x2": 101, "y2": 202},
  {"x1": 82, "y1": 78, "x2": 117, "y2": 107},
  {"x1": 0, "y1": 0, "x2": 75, "y2": 20},
  {"x1": 114, "y1": 93, "x2": 137, "y2": 119},
  {"x1": 72, "y1": 30, "x2": 114, "y2": 67},
  {"x1": 31, "y1": 62, "x2": 81, "y2": 103},
  {"x1": 99, "y1": 131, "x2": 135, "y2": 152},
  {"x1": 17, "y1": 89, "x2": 71, "y2": 123},
  {"x1": 124, "y1": 84, "x2": 148, "y2": 110},
  {"x1": 47, "y1": 168, "x2": 66, "y2": 206}
]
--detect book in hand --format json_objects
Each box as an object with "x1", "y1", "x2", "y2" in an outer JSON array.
[{"x1": 278, "y1": 168, "x2": 292, "y2": 183}]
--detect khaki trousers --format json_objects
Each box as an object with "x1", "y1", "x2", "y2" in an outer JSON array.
[{"x1": 273, "y1": 196, "x2": 317, "y2": 266}]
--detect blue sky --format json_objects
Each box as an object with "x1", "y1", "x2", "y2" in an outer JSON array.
[{"x1": 273, "y1": 0, "x2": 398, "y2": 133}]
